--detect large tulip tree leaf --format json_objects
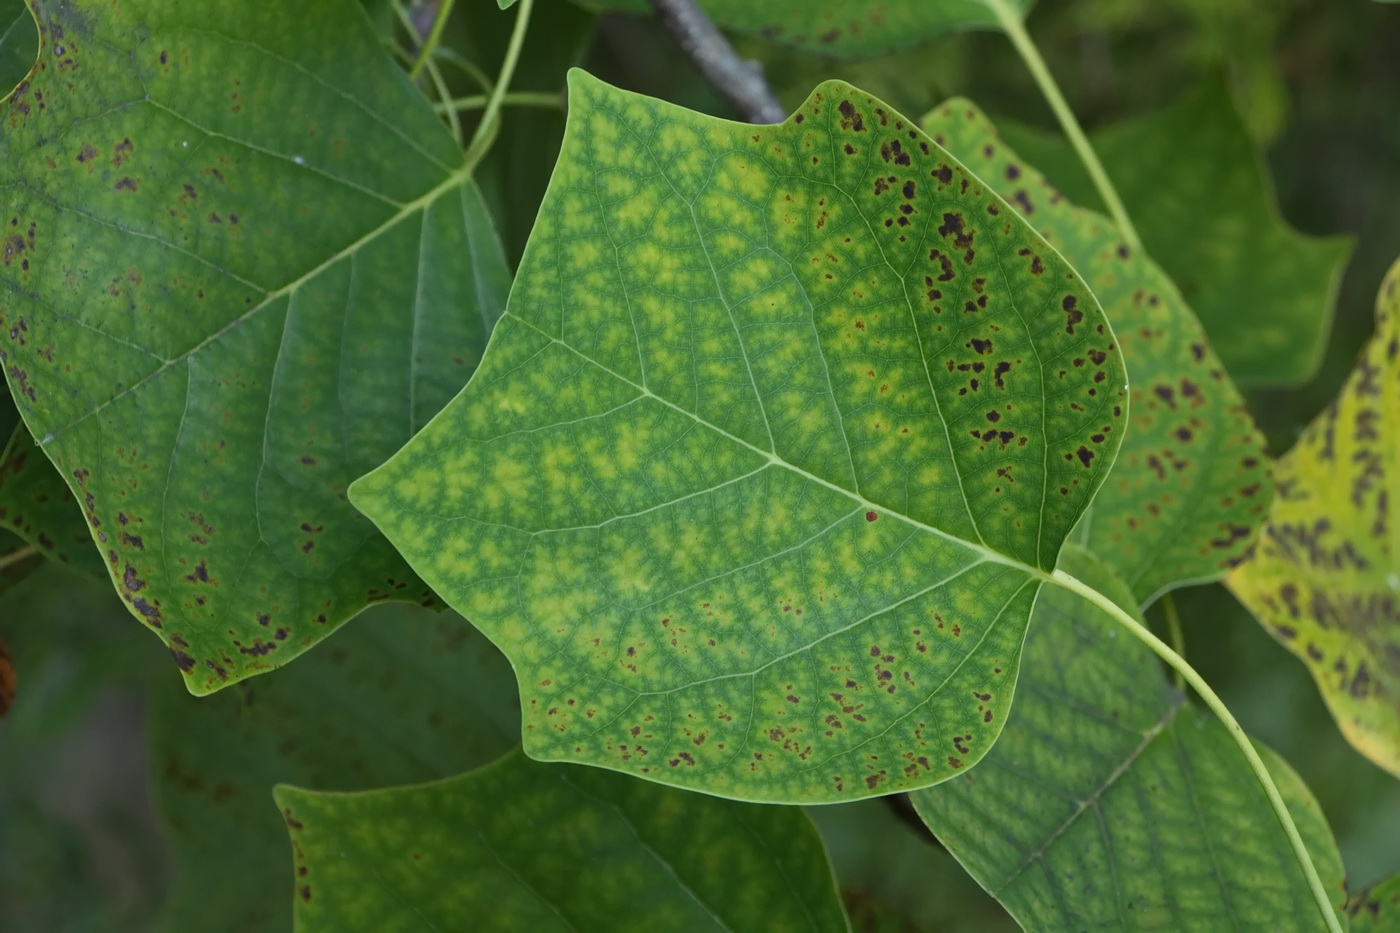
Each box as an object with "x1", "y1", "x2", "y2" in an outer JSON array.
[
  {"x1": 997, "y1": 79, "x2": 1354, "y2": 387},
  {"x1": 274, "y1": 748, "x2": 849, "y2": 933},
  {"x1": 0, "y1": 0, "x2": 510, "y2": 692},
  {"x1": 352, "y1": 72, "x2": 1128, "y2": 802},
  {"x1": 150, "y1": 603, "x2": 519, "y2": 933},
  {"x1": 922, "y1": 100, "x2": 1272, "y2": 604},
  {"x1": 912, "y1": 545, "x2": 1347, "y2": 931},
  {"x1": 579, "y1": 0, "x2": 1032, "y2": 58},
  {"x1": 1351, "y1": 874, "x2": 1400, "y2": 933},
  {"x1": 1227, "y1": 257, "x2": 1400, "y2": 779}
]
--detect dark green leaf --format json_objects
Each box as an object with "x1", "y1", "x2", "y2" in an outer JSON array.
[
  {"x1": 912, "y1": 545, "x2": 1347, "y2": 931},
  {"x1": 0, "y1": 0, "x2": 36, "y2": 99},
  {"x1": 352, "y1": 72, "x2": 1128, "y2": 801},
  {"x1": 150, "y1": 603, "x2": 518, "y2": 933},
  {"x1": 996, "y1": 79, "x2": 1354, "y2": 387},
  {"x1": 1350, "y1": 874, "x2": 1400, "y2": 933},
  {"x1": 921, "y1": 98, "x2": 1272, "y2": 604},
  {"x1": 275, "y1": 748, "x2": 849, "y2": 932},
  {"x1": 0, "y1": 425, "x2": 107, "y2": 580},
  {"x1": 0, "y1": 0, "x2": 509, "y2": 692},
  {"x1": 578, "y1": 0, "x2": 1032, "y2": 58}
]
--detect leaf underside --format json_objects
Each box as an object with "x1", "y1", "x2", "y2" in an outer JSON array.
[
  {"x1": 150, "y1": 604, "x2": 519, "y2": 933},
  {"x1": 997, "y1": 78, "x2": 1353, "y2": 388},
  {"x1": 353, "y1": 71, "x2": 1127, "y2": 803},
  {"x1": 913, "y1": 545, "x2": 1347, "y2": 931},
  {"x1": 0, "y1": 0, "x2": 509, "y2": 692},
  {"x1": 922, "y1": 100, "x2": 1273, "y2": 604},
  {"x1": 1228, "y1": 257, "x2": 1400, "y2": 778},
  {"x1": 276, "y1": 748, "x2": 849, "y2": 933},
  {"x1": 0, "y1": 424, "x2": 107, "y2": 580}
]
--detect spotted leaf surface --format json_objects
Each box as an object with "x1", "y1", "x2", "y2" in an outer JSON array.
[
  {"x1": 912, "y1": 545, "x2": 1347, "y2": 931},
  {"x1": 352, "y1": 72, "x2": 1127, "y2": 802},
  {"x1": 923, "y1": 100, "x2": 1272, "y2": 604},
  {"x1": 0, "y1": 0, "x2": 511, "y2": 692},
  {"x1": 997, "y1": 79, "x2": 1353, "y2": 387},
  {"x1": 275, "y1": 748, "x2": 849, "y2": 933},
  {"x1": 1351, "y1": 874, "x2": 1400, "y2": 933},
  {"x1": 0, "y1": 425, "x2": 106, "y2": 581},
  {"x1": 1227, "y1": 258, "x2": 1400, "y2": 778},
  {"x1": 581, "y1": 0, "x2": 1033, "y2": 58},
  {"x1": 151, "y1": 604, "x2": 518, "y2": 933}
]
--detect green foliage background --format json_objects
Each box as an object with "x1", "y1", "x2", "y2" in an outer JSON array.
[{"x1": 1, "y1": 0, "x2": 1398, "y2": 928}]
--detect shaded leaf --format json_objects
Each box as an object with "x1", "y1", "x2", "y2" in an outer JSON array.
[
  {"x1": 0, "y1": 632, "x2": 12, "y2": 718},
  {"x1": 921, "y1": 99, "x2": 1272, "y2": 604},
  {"x1": 0, "y1": 425, "x2": 107, "y2": 580},
  {"x1": 1351, "y1": 874, "x2": 1400, "y2": 933},
  {"x1": 808, "y1": 799, "x2": 1016, "y2": 933},
  {"x1": 997, "y1": 78, "x2": 1354, "y2": 387},
  {"x1": 150, "y1": 603, "x2": 518, "y2": 933},
  {"x1": 0, "y1": 394, "x2": 40, "y2": 595},
  {"x1": 0, "y1": 0, "x2": 509, "y2": 692},
  {"x1": 0, "y1": 0, "x2": 36, "y2": 99},
  {"x1": 1227, "y1": 257, "x2": 1400, "y2": 778},
  {"x1": 579, "y1": 0, "x2": 1032, "y2": 59},
  {"x1": 353, "y1": 72, "x2": 1128, "y2": 801},
  {"x1": 275, "y1": 747, "x2": 849, "y2": 933},
  {"x1": 912, "y1": 545, "x2": 1347, "y2": 931}
]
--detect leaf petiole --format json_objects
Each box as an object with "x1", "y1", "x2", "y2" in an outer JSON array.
[
  {"x1": 0, "y1": 544, "x2": 37, "y2": 573},
  {"x1": 431, "y1": 90, "x2": 562, "y2": 115},
  {"x1": 1050, "y1": 568, "x2": 1344, "y2": 933},
  {"x1": 462, "y1": 0, "x2": 535, "y2": 174},
  {"x1": 408, "y1": 0, "x2": 457, "y2": 82},
  {"x1": 984, "y1": 0, "x2": 1143, "y2": 253}
]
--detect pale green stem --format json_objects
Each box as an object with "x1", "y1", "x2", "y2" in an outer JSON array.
[
  {"x1": 435, "y1": 48, "x2": 496, "y2": 95},
  {"x1": 1161, "y1": 592, "x2": 1186, "y2": 690},
  {"x1": 1050, "y1": 569, "x2": 1343, "y2": 933},
  {"x1": 985, "y1": 0, "x2": 1143, "y2": 253},
  {"x1": 462, "y1": 0, "x2": 535, "y2": 173},
  {"x1": 408, "y1": 0, "x2": 457, "y2": 82},
  {"x1": 432, "y1": 90, "x2": 562, "y2": 115},
  {"x1": 0, "y1": 544, "x2": 37, "y2": 573},
  {"x1": 425, "y1": 56, "x2": 463, "y2": 145}
]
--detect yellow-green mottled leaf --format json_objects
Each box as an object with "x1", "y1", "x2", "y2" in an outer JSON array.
[
  {"x1": 275, "y1": 748, "x2": 849, "y2": 933},
  {"x1": 1227, "y1": 257, "x2": 1400, "y2": 778},
  {"x1": 913, "y1": 545, "x2": 1347, "y2": 931},
  {"x1": 150, "y1": 604, "x2": 518, "y2": 933},
  {"x1": 1351, "y1": 874, "x2": 1400, "y2": 933},
  {"x1": 0, "y1": 0, "x2": 510, "y2": 692},
  {"x1": 580, "y1": 0, "x2": 1033, "y2": 58},
  {"x1": 352, "y1": 72, "x2": 1128, "y2": 802},
  {"x1": 996, "y1": 79, "x2": 1353, "y2": 387},
  {"x1": 922, "y1": 100, "x2": 1273, "y2": 604}
]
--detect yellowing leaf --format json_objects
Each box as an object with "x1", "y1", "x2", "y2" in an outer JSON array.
[{"x1": 1228, "y1": 257, "x2": 1400, "y2": 778}]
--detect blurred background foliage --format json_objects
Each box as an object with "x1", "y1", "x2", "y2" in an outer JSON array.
[{"x1": 1, "y1": 0, "x2": 1397, "y2": 929}]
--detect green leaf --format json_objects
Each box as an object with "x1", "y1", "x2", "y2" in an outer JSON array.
[
  {"x1": 921, "y1": 99, "x2": 1273, "y2": 604},
  {"x1": 1227, "y1": 256, "x2": 1400, "y2": 779},
  {"x1": 1350, "y1": 874, "x2": 1400, "y2": 933},
  {"x1": 150, "y1": 603, "x2": 518, "y2": 933},
  {"x1": 274, "y1": 747, "x2": 849, "y2": 932},
  {"x1": 0, "y1": 0, "x2": 36, "y2": 100},
  {"x1": 352, "y1": 71, "x2": 1128, "y2": 802},
  {"x1": 912, "y1": 544, "x2": 1347, "y2": 931},
  {"x1": 0, "y1": 425, "x2": 107, "y2": 580},
  {"x1": 0, "y1": 0, "x2": 510, "y2": 692},
  {"x1": 579, "y1": 0, "x2": 1033, "y2": 58},
  {"x1": 995, "y1": 79, "x2": 1354, "y2": 387},
  {"x1": 808, "y1": 799, "x2": 1016, "y2": 932}
]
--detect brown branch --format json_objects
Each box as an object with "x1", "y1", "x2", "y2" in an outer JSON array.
[{"x1": 648, "y1": 0, "x2": 786, "y2": 124}]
